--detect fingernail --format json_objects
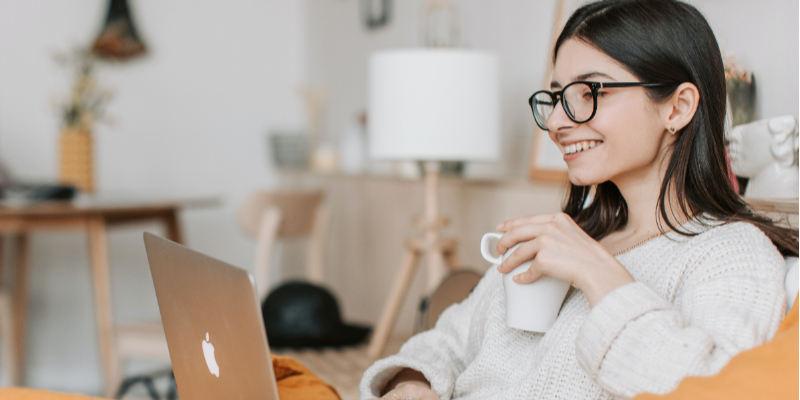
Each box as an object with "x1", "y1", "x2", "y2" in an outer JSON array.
[
  {"x1": 496, "y1": 223, "x2": 504, "y2": 230},
  {"x1": 513, "y1": 275, "x2": 520, "y2": 282},
  {"x1": 497, "y1": 263, "x2": 503, "y2": 271}
]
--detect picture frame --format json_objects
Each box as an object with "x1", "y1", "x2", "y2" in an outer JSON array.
[
  {"x1": 361, "y1": 0, "x2": 392, "y2": 30},
  {"x1": 528, "y1": 0, "x2": 587, "y2": 183}
]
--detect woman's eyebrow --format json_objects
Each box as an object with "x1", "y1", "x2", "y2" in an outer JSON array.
[
  {"x1": 575, "y1": 71, "x2": 615, "y2": 81},
  {"x1": 550, "y1": 71, "x2": 616, "y2": 89}
]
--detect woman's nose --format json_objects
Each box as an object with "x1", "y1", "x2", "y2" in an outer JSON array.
[{"x1": 547, "y1": 98, "x2": 577, "y2": 132}]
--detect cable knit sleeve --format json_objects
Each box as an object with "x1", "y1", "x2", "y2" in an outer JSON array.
[
  {"x1": 359, "y1": 267, "x2": 499, "y2": 400},
  {"x1": 575, "y1": 222, "x2": 787, "y2": 399}
]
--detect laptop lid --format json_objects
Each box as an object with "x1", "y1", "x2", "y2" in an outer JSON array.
[{"x1": 144, "y1": 232, "x2": 280, "y2": 400}]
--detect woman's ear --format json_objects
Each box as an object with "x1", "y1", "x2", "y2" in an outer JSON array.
[{"x1": 663, "y1": 82, "x2": 700, "y2": 133}]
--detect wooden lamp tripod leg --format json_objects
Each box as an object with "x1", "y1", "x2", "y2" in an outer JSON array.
[
  {"x1": 442, "y1": 242, "x2": 461, "y2": 272},
  {"x1": 367, "y1": 243, "x2": 422, "y2": 359},
  {"x1": 368, "y1": 162, "x2": 455, "y2": 359}
]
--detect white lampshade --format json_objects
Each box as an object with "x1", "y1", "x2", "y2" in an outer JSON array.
[{"x1": 368, "y1": 49, "x2": 500, "y2": 161}]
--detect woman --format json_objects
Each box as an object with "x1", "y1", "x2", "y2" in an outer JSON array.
[{"x1": 361, "y1": 1, "x2": 798, "y2": 399}]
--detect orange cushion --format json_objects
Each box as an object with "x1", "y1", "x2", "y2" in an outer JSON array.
[
  {"x1": 634, "y1": 295, "x2": 799, "y2": 400},
  {"x1": 0, "y1": 354, "x2": 340, "y2": 400},
  {"x1": 272, "y1": 354, "x2": 341, "y2": 400}
]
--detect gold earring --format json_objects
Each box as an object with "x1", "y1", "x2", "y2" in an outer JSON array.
[{"x1": 669, "y1": 127, "x2": 676, "y2": 135}]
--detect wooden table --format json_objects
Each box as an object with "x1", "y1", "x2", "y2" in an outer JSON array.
[{"x1": 0, "y1": 196, "x2": 218, "y2": 396}]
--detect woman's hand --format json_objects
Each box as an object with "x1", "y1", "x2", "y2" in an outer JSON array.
[
  {"x1": 369, "y1": 368, "x2": 439, "y2": 400},
  {"x1": 495, "y1": 212, "x2": 634, "y2": 307},
  {"x1": 369, "y1": 381, "x2": 440, "y2": 400}
]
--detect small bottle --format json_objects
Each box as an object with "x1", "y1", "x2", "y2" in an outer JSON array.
[{"x1": 340, "y1": 113, "x2": 367, "y2": 175}]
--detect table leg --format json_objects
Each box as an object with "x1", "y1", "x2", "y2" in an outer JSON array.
[
  {"x1": 87, "y1": 218, "x2": 119, "y2": 397},
  {"x1": 0, "y1": 235, "x2": 5, "y2": 287},
  {"x1": 0, "y1": 289, "x2": 15, "y2": 387},
  {"x1": 163, "y1": 209, "x2": 184, "y2": 245},
  {"x1": 11, "y1": 233, "x2": 28, "y2": 386}
]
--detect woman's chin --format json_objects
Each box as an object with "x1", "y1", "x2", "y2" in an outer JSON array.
[{"x1": 567, "y1": 171, "x2": 604, "y2": 187}]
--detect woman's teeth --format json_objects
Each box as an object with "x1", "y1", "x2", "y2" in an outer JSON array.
[{"x1": 564, "y1": 140, "x2": 599, "y2": 155}]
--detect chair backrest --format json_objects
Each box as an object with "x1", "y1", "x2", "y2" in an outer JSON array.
[
  {"x1": 238, "y1": 191, "x2": 324, "y2": 239},
  {"x1": 416, "y1": 270, "x2": 482, "y2": 332},
  {"x1": 238, "y1": 190, "x2": 328, "y2": 301}
]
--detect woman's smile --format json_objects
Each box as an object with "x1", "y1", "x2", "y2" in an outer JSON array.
[{"x1": 561, "y1": 139, "x2": 604, "y2": 161}]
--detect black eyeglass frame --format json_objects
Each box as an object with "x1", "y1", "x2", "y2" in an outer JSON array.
[{"x1": 529, "y1": 81, "x2": 670, "y2": 131}]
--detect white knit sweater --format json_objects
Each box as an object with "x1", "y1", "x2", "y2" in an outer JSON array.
[{"x1": 359, "y1": 220, "x2": 787, "y2": 400}]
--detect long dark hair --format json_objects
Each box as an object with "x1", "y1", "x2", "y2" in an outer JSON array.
[{"x1": 556, "y1": 0, "x2": 798, "y2": 256}]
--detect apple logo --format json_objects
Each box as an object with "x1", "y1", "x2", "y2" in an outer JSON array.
[{"x1": 202, "y1": 332, "x2": 220, "y2": 377}]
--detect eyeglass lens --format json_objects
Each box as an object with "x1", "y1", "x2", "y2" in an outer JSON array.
[{"x1": 532, "y1": 83, "x2": 595, "y2": 129}]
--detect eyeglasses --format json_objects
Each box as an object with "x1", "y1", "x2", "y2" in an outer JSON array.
[{"x1": 529, "y1": 81, "x2": 669, "y2": 131}]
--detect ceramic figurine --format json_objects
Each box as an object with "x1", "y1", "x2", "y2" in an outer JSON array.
[{"x1": 726, "y1": 115, "x2": 799, "y2": 199}]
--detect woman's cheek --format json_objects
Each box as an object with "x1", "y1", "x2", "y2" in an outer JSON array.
[{"x1": 548, "y1": 131, "x2": 561, "y2": 150}]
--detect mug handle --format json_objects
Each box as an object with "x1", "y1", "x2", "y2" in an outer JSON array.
[{"x1": 480, "y1": 233, "x2": 503, "y2": 265}]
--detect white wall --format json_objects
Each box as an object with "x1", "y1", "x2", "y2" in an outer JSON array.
[
  {"x1": 305, "y1": 0, "x2": 799, "y2": 179},
  {"x1": 697, "y1": 0, "x2": 799, "y2": 120},
  {"x1": 0, "y1": 0, "x2": 307, "y2": 394}
]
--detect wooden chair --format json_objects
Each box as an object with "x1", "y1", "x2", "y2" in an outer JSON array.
[{"x1": 238, "y1": 190, "x2": 329, "y2": 301}]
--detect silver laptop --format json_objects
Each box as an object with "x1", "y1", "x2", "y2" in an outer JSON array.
[{"x1": 144, "y1": 232, "x2": 280, "y2": 400}]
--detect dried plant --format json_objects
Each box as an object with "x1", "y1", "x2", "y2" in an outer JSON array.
[
  {"x1": 723, "y1": 53, "x2": 752, "y2": 83},
  {"x1": 722, "y1": 52, "x2": 756, "y2": 126},
  {"x1": 52, "y1": 47, "x2": 114, "y2": 131}
]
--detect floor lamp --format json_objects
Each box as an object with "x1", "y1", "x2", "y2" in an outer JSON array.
[{"x1": 366, "y1": 49, "x2": 500, "y2": 358}]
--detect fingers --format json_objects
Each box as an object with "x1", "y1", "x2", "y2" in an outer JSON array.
[
  {"x1": 497, "y1": 238, "x2": 540, "y2": 273},
  {"x1": 495, "y1": 221, "x2": 554, "y2": 255},
  {"x1": 496, "y1": 213, "x2": 559, "y2": 232},
  {"x1": 496, "y1": 212, "x2": 576, "y2": 233},
  {"x1": 512, "y1": 260, "x2": 545, "y2": 284},
  {"x1": 383, "y1": 383, "x2": 437, "y2": 400}
]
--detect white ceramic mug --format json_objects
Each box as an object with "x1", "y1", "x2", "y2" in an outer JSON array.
[{"x1": 480, "y1": 232, "x2": 571, "y2": 332}]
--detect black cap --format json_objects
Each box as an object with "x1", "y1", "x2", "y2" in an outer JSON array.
[{"x1": 262, "y1": 281, "x2": 371, "y2": 349}]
